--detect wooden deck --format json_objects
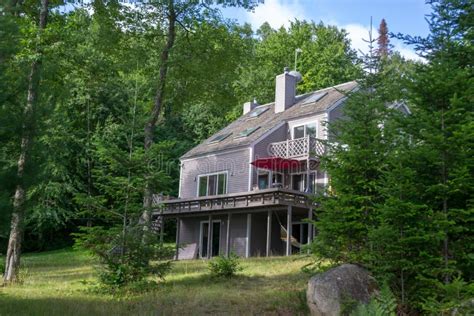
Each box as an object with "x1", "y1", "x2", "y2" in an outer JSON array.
[{"x1": 153, "y1": 188, "x2": 315, "y2": 215}]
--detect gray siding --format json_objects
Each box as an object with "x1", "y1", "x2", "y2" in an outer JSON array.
[
  {"x1": 180, "y1": 148, "x2": 250, "y2": 198},
  {"x1": 251, "y1": 123, "x2": 288, "y2": 187},
  {"x1": 328, "y1": 101, "x2": 345, "y2": 122},
  {"x1": 229, "y1": 213, "x2": 247, "y2": 257},
  {"x1": 328, "y1": 101, "x2": 346, "y2": 141},
  {"x1": 253, "y1": 123, "x2": 288, "y2": 159},
  {"x1": 176, "y1": 208, "x2": 313, "y2": 259},
  {"x1": 250, "y1": 213, "x2": 266, "y2": 256},
  {"x1": 179, "y1": 215, "x2": 229, "y2": 258}
]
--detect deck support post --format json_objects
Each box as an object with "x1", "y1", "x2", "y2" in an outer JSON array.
[
  {"x1": 266, "y1": 210, "x2": 272, "y2": 257},
  {"x1": 246, "y1": 213, "x2": 252, "y2": 258},
  {"x1": 306, "y1": 157, "x2": 310, "y2": 192},
  {"x1": 160, "y1": 214, "x2": 164, "y2": 243},
  {"x1": 286, "y1": 205, "x2": 292, "y2": 256},
  {"x1": 207, "y1": 215, "x2": 213, "y2": 259},
  {"x1": 226, "y1": 213, "x2": 232, "y2": 257},
  {"x1": 175, "y1": 217, "x2": 180, "y2": 260}
]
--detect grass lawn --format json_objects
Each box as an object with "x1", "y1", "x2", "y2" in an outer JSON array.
[{"x1": 0, "y1": 249, "x2": 314, "y2": 315}]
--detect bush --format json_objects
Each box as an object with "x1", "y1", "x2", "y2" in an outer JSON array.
[
  {"x1": 208, "y1": 254, "x2": 242, "y2": 278},
  {"x1": 421, "y1": 277, "x2": 474, "y2": 315},
  {"x1": 73, "y1": 225, "x2": 174, "y2": 288},
  {"x1": 350, "y1": 284, "x2": 397, "y2": 316}
]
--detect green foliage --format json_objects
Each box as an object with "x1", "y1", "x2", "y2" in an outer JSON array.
[
  {"x1": 235, "y1": 20, "x2": 361, "y2": 105},
  {"x1": 421, "y1": 277, "x2": 474, "y2": 315},
  {"x1": 208, "y1": 254, "x2": 243, "y2": 278},
  {"x1": 312, "y1": 1, "x2": 473, "y2": 313},
  {"x1": 351, "y1": 284, "x2": 397, "y2": 316},
  {"x1": 74, "y1": 226, "x2": 173, "y2": 287},
  {"x1": 313, "y1": 86, "x2": 392, "y2": 264}
]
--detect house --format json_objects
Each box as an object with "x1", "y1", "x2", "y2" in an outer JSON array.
[{"x1": 153, "y1": 68, "x2": 359, "y2": 260}]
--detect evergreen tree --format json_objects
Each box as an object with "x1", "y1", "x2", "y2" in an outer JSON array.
[
  {"x1": 392, "y1": 0, "x2": 474, "y2": 310},
  {"x1": 313, "y1": 1, "x2": 473, "y2": 313},
  {"x1": 376, "y1": 18, "x2": 391, "y2": 57}
]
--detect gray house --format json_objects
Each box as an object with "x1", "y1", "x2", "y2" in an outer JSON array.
[{"x1": 154, "y1": 69, "x2": 359, "y2": 259}]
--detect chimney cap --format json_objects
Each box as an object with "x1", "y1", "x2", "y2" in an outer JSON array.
[
  {"x1": 284, "y1": 67, "x2": 290, "y2": 73},
  {"x1": 289, "y1": 70, "x2": 302, "y2": 82}
]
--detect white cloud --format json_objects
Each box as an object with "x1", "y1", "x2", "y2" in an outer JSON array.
[
  {"x1": 245, "y1": 0, "x2": 306, "y2": 29},
  {"x1": 340, "y1": 23, "x2": 423, "y2": 61},
  {"x1": 240, "y1": 1, "x2": 422, "y2": 61},
  {"x1": 343, "y1": 23, "x2": 372, "y2": 54}
]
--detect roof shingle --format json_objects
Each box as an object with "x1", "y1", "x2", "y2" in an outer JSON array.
[{"x1": 181, "y1": 81, "x2": 358, "y2": 159}]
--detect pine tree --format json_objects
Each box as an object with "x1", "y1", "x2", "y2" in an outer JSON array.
[
  {"x1": 312, "y1": 28, "x2": 391, "y2": 264},
  {"x1": 376, "y1": 19, "x2": 391, "y2": 58}
]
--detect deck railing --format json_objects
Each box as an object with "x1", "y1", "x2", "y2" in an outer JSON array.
[
  {"x1": 153, "y1": 188, "x2": 315, "y2": 215},
  {"x1": 268, "y1": 136, "x2": 325, "y2": 159}
]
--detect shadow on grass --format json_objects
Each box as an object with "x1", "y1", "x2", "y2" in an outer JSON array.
[{"x1": 0, "y1": 294, "x2": 145, "y2": 316}]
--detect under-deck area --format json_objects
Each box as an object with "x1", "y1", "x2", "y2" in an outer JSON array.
[{"x1": 153, "y1": 189, "x2": 316, "y2": 260}]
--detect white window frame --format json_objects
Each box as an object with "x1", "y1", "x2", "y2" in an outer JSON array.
[
  {"x1": 290, "y1": 172, "x2": 307, "y2": 192},
  {"x1": 197, "y1": 171, "x2": 229, "y2": 197},
  {"x1": 288, "y1": 114, "x2": 326, "y2": 139},
  {"x1": 257, "y1": 169, "x2": 270, "y2": 189},
  {"x1": 199, "y1": 220, "x2": 222, "y2": 258},
  {"x1": 290, "y1": 170, "x2": 327, "y2": 193}
]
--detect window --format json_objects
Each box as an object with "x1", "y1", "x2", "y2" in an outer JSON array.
[
  {"x1": 209, "y1": 132, "x2": 232, "y2": 144},
  {"x1": 292, "y1": 174, "x2": 306, "y2": 191},
  {"x1": 248, "y1": 107, "x2": 269, "y2": 118},
  {"x1": 272, "y1": 172, "x2": 283, "y2": 186},
  {"x1": 258, "y1": 172, "x2": 269, "y2": 189},
  {"x1": 198, "y1": 172, "x2": 227, "y2": 196},
  {"x1": 308, "y1": 172, "x2": 316, "y2": 193},
  {"x1": 307, "y1": 171, "x2": 326, "y2": 194},
  {"x1": 294, "y1": 125, "x2": 305, "y2": 139},
  {"x1": 236, "y1": 126, "x2": 260, "y2": 138},
  {"x1": 306, "y1": 123, "x2": 317, "y2": 137},
  {"x1": 302, "y1": 92, "x2": 327, "y2": 105},
  {"x1": 293, "y1": 122, "x2": 317, "y2": 139}
]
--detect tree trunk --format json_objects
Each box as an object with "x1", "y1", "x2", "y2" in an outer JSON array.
[
  {"x1": 141, "y1": 0, "x2": 176, "y2": 229},
  {"x1": 3, "y1": 0, "x2": 49, "y2": 284}
]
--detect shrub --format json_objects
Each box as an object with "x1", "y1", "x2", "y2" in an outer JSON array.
[
  {"x1": 208, "y1": 254, "x2": 242, "y2": 278},
  {"x1": 421, "y1": 277, "x2": 474, "y2": 315},
  {"x1": 350, "y1": 284, "x2": 397, "y2": 316},
  {"x1": 73, "y1": 225, "x2": 174, "y2": 288}
]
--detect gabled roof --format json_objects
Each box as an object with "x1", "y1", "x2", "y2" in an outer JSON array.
[{"x1": 181, "y1": 81, "x2": 358, "y2": 160}]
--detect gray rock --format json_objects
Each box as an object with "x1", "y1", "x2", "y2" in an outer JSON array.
[{"x1": 307, "y1": 264, "x2": 378, "y2": 316}]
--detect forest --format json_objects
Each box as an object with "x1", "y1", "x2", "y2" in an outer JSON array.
[{"x1": 0, "y1": 0, "x2": 472, "y2": 315}]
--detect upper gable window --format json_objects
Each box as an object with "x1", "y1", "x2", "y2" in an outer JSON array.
[
  {"x1": 248, "y1": 106, "x2": 269, "y2": 118},
  {"x1": 293, "y1": 122, "x2": 317, "y2": 139},
  {"x1": 209, "y1": 132, "x2": 232, "y2": 144},
  {"x1": 235, "y1": 126, "x2": 260, "y2": 138}
]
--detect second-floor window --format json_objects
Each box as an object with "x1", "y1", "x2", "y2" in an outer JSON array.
[
  {"x1": 198, "y1": 172, "x2": 227, "y2": 197},
  {"x1": 293, "y1": 122, "x2": 317, "y2": 139}
]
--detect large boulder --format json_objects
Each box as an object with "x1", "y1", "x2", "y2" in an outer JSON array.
[{"x1": 307, "y1": 264, "x2": 378, "y2": 316}]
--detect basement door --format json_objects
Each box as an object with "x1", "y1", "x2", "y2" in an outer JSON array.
[{"x1": 199, "y1": 220, "x2": 221, "y2": 258}]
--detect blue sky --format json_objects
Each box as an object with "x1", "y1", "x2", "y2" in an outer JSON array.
[{"x1": 221, "y1": 0, "x2": 432, "y2": 60}]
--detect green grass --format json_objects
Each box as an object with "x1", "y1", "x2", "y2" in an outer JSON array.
[{"x1": 0, "y1": 249, "x2": 313, "y2": 315}]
